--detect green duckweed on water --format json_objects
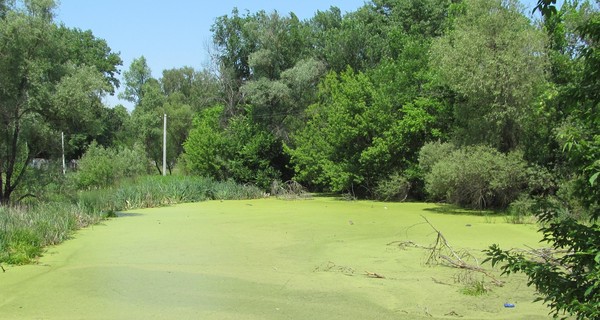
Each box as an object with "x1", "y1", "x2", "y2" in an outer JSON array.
[{"x1": 0, "y1": 198, "x2": 551, "y2": 319}]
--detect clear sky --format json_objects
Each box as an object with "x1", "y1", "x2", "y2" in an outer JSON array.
[{"x1": 56, "y1": 0, "x2": 368, "y2": 109}]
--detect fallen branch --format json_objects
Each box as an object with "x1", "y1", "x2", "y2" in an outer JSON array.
[
  {"x1": 419, "y1": 215, "x2": 504, "y2": 286},
  {"x1": 364, "y1": 271, "x2": 385, "y2": 279},
  {"x1": 387, "y1": 240, "x2": 432, "y2": 250},
  {"x1": 1, "y1": 264, "x2": 5, "y2": 273}
]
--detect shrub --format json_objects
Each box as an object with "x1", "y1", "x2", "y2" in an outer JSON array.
[
  {"x1": 374, "y1": 172, "x2": 411, "y2": 202},
  {"x1": 73, "y1": 142, "x2": 149, "y2": 189},
  {"x1": 183, "y1": 107, "x2": 282, "y2": 190},
  {"x1": 418, "y1": 141, "x2": 456, "y2": 173},
  {"x1": 271, "y1": 180, "x2": 310, "y2": 200},
  {"x1": 506, "y1": 194, "x2": 536, "y2": 224},
  {"x1": 423, "y1": 145, "x2": 528, "y2": 209},
  {"x1": 15, "y1": 160, "x2": 72, "y2": 204}
]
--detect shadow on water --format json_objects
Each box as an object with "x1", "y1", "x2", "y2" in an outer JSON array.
[
  {"x1": 423, "y1": 204, "x2": 493, "y2": 216},
  {"x1": 116, "y1": 212, "x2": 145, "y2": 218}
]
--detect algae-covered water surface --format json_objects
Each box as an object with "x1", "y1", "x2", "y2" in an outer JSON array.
[{"x1": 0, "y1": 198, "x2": 550, "y2": 319}]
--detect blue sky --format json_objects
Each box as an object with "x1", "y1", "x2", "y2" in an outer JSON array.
[
  {"x1": 56, "y1": 1, "x2": 368, "y2": 109},
  {"x1": 56, "y1": 0, "x2": 545, "y2": 109}
]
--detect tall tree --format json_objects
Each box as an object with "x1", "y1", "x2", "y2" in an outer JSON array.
[
  {"x1": 0, "y1": 0, "x2": 120, "y2": 204},
  {"x1": 486, "y1": 2, "x2": 600, "y2": 319},
  {"x1": 119, "y1": 56, "x2": 152, "y2": 105},
  {"x1": 161, "y1": 67, "x2": 220, "y2": 112},
  {"x1": 430, "y1": 0, "x2": 548, "y2": 152}
]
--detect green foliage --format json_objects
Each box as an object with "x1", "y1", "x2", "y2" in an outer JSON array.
[
  {"x1": 506, "y1": 194, "x2": 537, "y2": 224},
  {"x1": 486, "y1": 4, "x2": 600, "y2": 319},
  {"x1": 418, "y1": 141, "x2": 456, "y2": 173},
  {"x1": 289, "y1": 68, "x2": 447, "y2": 196},
  {"x1": 161, "y1": 67, "x2": 220, "y2": 112},
  {"x1": 0, "y1": 1, "x2": 121, "y2": 204},
  {"x1": 373, "y1": 172, "x2": 410, "y2": 202},
  {"x1": 183, "y1": 106, "x2": 283, "y2": 190},
  {"x1": 455, "y1": 271, "x2": 490, "y2": 296},
  {"x1": 119, "y1": 56, "x2": 152, "y2": 105},
  {"x1": 430, "y1": 0, "x2": 548, "y2": 151},
  {"x1": 80, "y1": 176, "x2": 265, "y2": 214},
  {"x1": 183, "y1": 106, "x2": 228, "y2": 179},
  {"x1": 486, "y1": 203, "x2": 600, "y2": 319},
  {"x1": 422, "y1": 144, "x2": 529, "y2": 209},
  {"x1": 73, "y1": 142, "x2": 149, "y2": 189},
  {"x1": 0, "y1": 202, "x2": 103, "y2": 264},
  {"x1": 224, "y1": 114, "x2": 283, "y2": 190}
]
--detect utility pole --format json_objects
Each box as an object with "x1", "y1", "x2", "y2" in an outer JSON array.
[
  {"x1": 61, "y1": 132, "x2": 66, "y2": 175},
  {"x1": 163, "y1": 114, "x2": 167, "y2": 176}
]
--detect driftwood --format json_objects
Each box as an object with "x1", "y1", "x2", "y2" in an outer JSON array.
[
  {"x1": 364, "y1": 271, "x2": 385, "y2": 279},
  {"x1": 420, "y1": 215, "x2": 504, "y2": 286},
  {"x1": 387, "y1": 215, "x2": 504, "y2": 286}
]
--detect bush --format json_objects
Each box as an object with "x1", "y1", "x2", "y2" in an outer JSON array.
[
  {"x1": 418, "y1": 141, "x2": 456, "y2": 173},
  {"x1": 73, "y1": 142, "x2": 149, "y2": 189},
  {"x1": 270, "y1": 180, "x2": 310, "y2": 200},
  {"x1": 423, "y1": 145, "x2": 528, "y2": 209},
  {"x1": 374, "y1": 172, "x2": 411, "y2": 202},
  {"x1": 15, "y1": 160, "x2": 72, "y2": 204},
  {"x1": 183, "y1": 107, "x2": 283, "y2": 190},
  {"x1": 506, "y1": 194, "x2": 537, "y2": 224}
]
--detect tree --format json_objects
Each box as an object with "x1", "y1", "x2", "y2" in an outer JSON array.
[
  {"x1": 51, "y1": 65, "x2": 112, "y2": 159},
  {"x1": 485, "y1": 2, "x2": 600, "y2": 318},
  {"x1": 56, "y1": 26, "x2": 122, "y2": 92},
  {"x1": 161, "y1": 67, "x2": 221, "y2": 112},
  {"x1": 0, "y1": 0, "x2": 120, "y2": 204},
  {"x1": 430, "y1": 0, "x2": 548, "y2": 152},
  {"x1": 183, "y1": 105, "x2": 283, "y2": 189},
  {"x1": 182, "y1": 106, "x2": 228, "y2": 180},
  {"x1": 119, "y1": 56, "x2": 152, "y2": 105},
  {"x1": 288, "y1": 67, "x2": 447, "y2": 196}
]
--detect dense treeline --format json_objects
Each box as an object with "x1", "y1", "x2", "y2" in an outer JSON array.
[{"x1": 1, "y1": 0, "x2": 598, "y2": 317}]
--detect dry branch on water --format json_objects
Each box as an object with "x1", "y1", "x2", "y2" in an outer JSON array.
[
  {"x1": 364, "y1": 271, "x2": 385, "y2": 279},
  {"x1": 389, "y1": 215, "x2": 504, "y2": 286}
]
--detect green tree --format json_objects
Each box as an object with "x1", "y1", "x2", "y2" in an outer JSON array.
[
  {"x1": 485, "y1": 2, "x2": 600, "y2": 318},
  {"x1": 131, "y1": 79, "x2": 165, "y2": 174},
  {"x1": 57, "y1": 26, "x2": 122, "y2": 92},
  {"x1": 131, "y1": 76, "x2": 194, "y2": 175},
  {"x1": 51, "y1": 65, "x2": 112, "y2": 159},
  {"x1": 430, "y1": 0, "x2": 548, "y2": 151},
  {"x1": 183, "y1": 106, "x2": 282, "y2": 189},
  {"x1": 182, "y1": 106, "x2": 228, "y2": 180},
  {"x1": 0, "y1": 0, "x2": 120, "y2": 204},
  {"x1": 119, "y1": 56, "x2": 152, "y2": 105},
  {"x1": 288, "y1": 67, "x2": 446, "y2": 196},
  {"x1": 161, "y1": 67, "x2": 220, "y2": 111}
]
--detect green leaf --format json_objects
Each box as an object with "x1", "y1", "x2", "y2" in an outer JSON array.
[{"x1": 590, "y1": 172, "x2": 599, "y2": 186}]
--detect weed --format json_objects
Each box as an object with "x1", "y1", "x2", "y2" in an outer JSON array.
[{"x1": 455, "y1": 271, "x2": 489, "y2": 296}]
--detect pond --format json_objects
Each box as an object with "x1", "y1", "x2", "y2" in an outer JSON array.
[{"x1": 0, "y1": 198, "x2": 550, "y2": 319}]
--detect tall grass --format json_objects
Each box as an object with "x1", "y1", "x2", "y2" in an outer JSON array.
[
  {"x1": 78, "y1": 176, "x2": 265, "y2": 214},
  {"x1": 1, "y1": 175, "x2": 265, "y2": 265},
  {"x1": 0, "y1": 203, "x2": 104, "y2": 264}
]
